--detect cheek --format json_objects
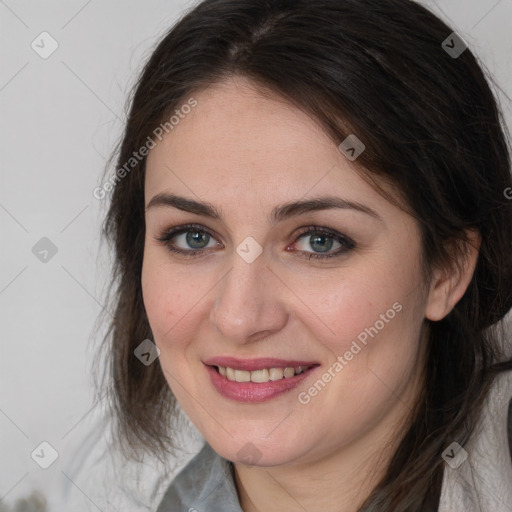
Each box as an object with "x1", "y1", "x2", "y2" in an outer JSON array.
[
  {"x1": 304, "y1": 251, "x2": 426, "y2": 402},
  {"x1": 311, "y1": 257, "x2": 420, "y2": 350},
  {"x1": 141, "y1": 248, "x2": 217, "y2": 368},
  {"x1": 294, "y1": 284, "x2": 424, "y2": 451},
  {"x1": 141, "y1": 251, "x2": 189, "y2": 345},
  {"x1": 140, "y1": 253, "x2": 203, "y2": 408}
]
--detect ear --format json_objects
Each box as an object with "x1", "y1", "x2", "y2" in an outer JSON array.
[{"x1": 424, "y1": 229, "x2": 481, "y2": 322}]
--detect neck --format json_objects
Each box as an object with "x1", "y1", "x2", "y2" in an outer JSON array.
[{"x1": 233, "y1": 389, "x2": 419, "y2": 512}]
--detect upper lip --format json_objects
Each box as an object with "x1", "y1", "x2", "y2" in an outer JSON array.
[{"x1": 203, "y1": 356, "x2": 320, "y2": 372}]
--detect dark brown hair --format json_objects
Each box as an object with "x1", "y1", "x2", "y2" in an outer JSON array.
[{"x1": 95, "y1": 0, "x2": 512, "y2": 509}]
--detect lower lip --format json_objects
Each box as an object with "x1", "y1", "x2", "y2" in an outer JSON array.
[{"x1": 205, "y1": 364, "x2": 318, "y2": 403}]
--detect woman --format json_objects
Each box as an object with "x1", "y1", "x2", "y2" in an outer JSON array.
[{"x1": 97, "y1": 0, "x2": 512, "y2": 510}]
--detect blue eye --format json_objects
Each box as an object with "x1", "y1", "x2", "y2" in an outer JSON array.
[
  {"x1": 154, "y1": 223, "x2": 356, "y2": 260},
  {"x1": 293, "y1": 227, "x2": 355, "y2": 259},
  {"x1": 155, "y1": 224, "x2": 219, "y2": 258}
]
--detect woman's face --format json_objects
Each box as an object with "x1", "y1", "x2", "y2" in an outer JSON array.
[{"x1": 142, "y1": 76, "x2": 433, "y2": 467}]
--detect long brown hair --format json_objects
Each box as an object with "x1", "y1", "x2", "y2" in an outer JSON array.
[{"x1": 94, "y1": 0, "x2": 512, "y2": 509}]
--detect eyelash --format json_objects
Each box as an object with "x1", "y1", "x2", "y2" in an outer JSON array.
[{"x1": 154, "y1": 223, "x2": 356, "y2": 260}]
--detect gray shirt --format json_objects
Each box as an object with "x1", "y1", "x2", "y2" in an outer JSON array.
[{"x1": 156, "y1": 442, "x2": 243, "y2": 512}]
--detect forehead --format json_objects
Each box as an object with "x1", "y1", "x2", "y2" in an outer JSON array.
[{"x1": 144, "y1": 77, "x2": 398, "y2": 219}]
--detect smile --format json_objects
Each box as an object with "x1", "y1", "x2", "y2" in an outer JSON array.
[
  {"x1": 217, "y1": 365, "x2": 313, "y2": 383},
  {"x1": 203, "y1": 357, "x2": 320, "y2": 402}
]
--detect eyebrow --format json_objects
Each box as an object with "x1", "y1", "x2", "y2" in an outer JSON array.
[{"x1": 146, "y1": 193, "x2": 382, "y2": 223}]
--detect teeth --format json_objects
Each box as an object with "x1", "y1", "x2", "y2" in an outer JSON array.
[
  {"x1": 269, "y1": 368, "x2": 284, "y2": 381},
  {"x1": 250, "y1": 369, "x2": 269, "y2": 383},
  {"x1": 283, "y1": 367, "x2": 295, "y2": 378},
  {"x1": 217, "y1": 365, "x2": 309, "y2": 383},
  {"x1": 234, "y1": 370, "x2": 251, "y2": 382}
]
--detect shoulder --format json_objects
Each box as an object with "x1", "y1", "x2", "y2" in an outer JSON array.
[
  {"x1": 156, "y1": 442, "x2": 243, "y2": 512},
  {"x1": 439, "y1": 368, "x2": 512, "y2": 511}
]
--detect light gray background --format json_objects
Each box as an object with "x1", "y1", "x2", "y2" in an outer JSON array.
[{"x1": 1, "y1": 0, "x2": 511, "y2": 510}]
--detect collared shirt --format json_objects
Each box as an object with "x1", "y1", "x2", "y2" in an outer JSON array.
[
  {"x1": 156, "y1": 370, "x2": 512, "y2": 512},
  {"x1": 156, "y1": 441, "x2": 242, "y2": 512}
]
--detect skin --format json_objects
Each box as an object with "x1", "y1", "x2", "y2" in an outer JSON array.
[{"x1": 141, "y1": 76, "x2": 480, "y2": 512}]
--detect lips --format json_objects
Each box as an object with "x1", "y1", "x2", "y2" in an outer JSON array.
[{"x1": 203, "y1": 356, "x2": 320, "y2": 402}]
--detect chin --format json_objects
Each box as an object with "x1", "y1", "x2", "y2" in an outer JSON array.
[{"x1": 209, "y1": 435, "x2": 306, "y2": 467}]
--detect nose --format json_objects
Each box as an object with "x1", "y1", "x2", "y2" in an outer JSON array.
[{"x1": 209, "y1": 250, "x2": 288, "y2": 344}]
